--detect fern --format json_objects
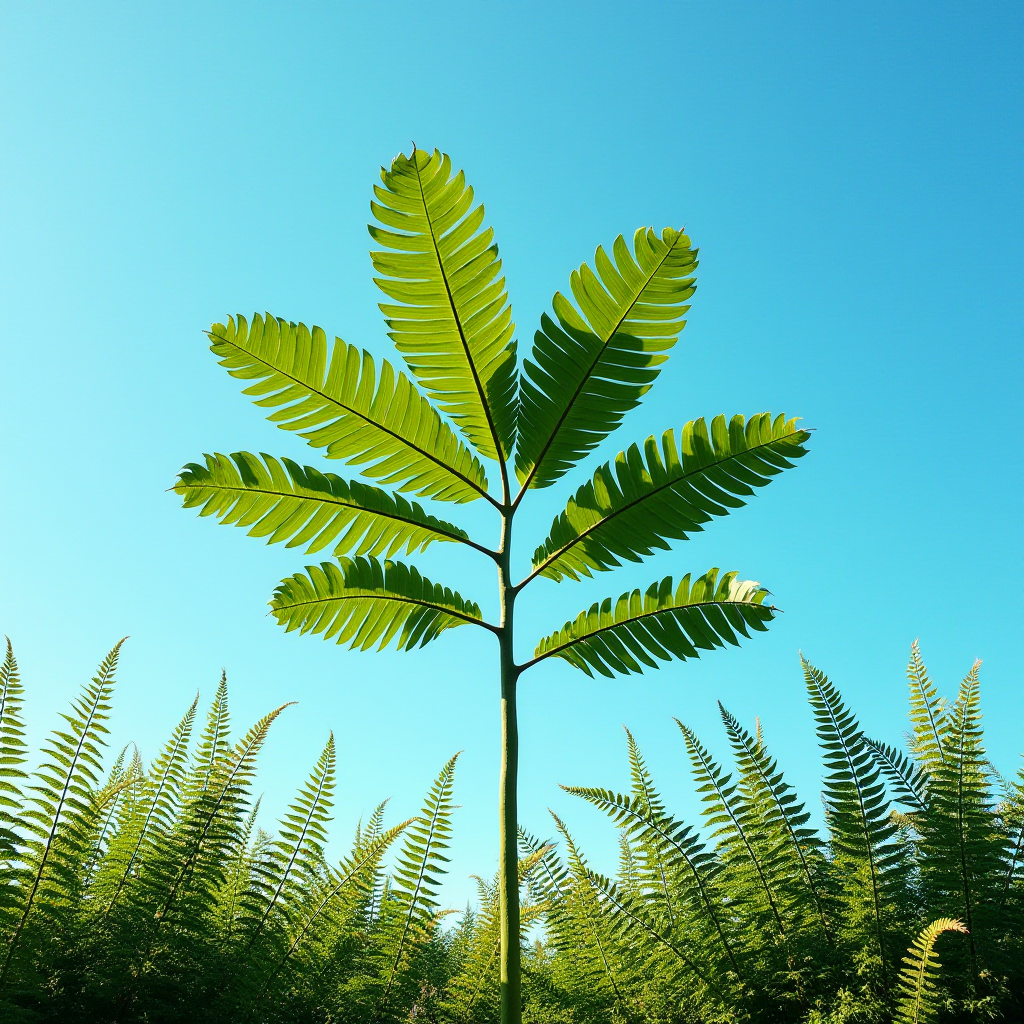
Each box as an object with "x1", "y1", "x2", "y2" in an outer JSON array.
[
  {"x1": 678, "y1": 720, "x2": 789, "y2": 939},
  {"x1": 720, "y1": 704, "x2": 831, "y2": 941},
  {"x1": 0, "y1": 639, "x2": 26, "y2": 843},
  {"x1": 377, "y1": 752, "x2": 459, "y2": 1017},
  {"x1": 907, "y1": 639, "x2": 947, "y2": 776},
  {"x1": 0, "y1": 639, "x2": 122, "y2": 982},
  {"x1": 0, "y1": 636, "x2": 1021, "y2": 1020},
  {"x1": 866, "y1": 736, "x2": 930, "y2": 813},
  {"x1": 803, "y1": 655, "x2": 907, "y2": 988},
  {"x1": 917, "y1": 659, "x2": 1004, "y2": 993},
  {"x1": 895, "y1": 917, "x2": 968, "y2": 1024}
]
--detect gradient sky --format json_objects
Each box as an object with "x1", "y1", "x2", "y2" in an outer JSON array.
[{"x1": 2, "y1": 2, "x2": 1021, "y2": 911}]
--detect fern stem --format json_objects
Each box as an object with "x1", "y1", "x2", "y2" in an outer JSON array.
[{"x1": 497, "y1": 496, "x2": 522, "y2": 1024}]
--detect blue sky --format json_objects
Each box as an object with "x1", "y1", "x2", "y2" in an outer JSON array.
[{"x1": 2, "y1": 1, "x2": 1021, "y2": 909}]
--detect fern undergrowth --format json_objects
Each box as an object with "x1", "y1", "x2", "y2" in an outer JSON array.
[{"x1": 0, "y1": 637, "x2": 1020, "y2": 1023}]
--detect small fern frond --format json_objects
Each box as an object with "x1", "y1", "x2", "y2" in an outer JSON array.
[
  {"x1": 1, "y1": 639, "x2": 123, "y2": 979},
  {"x1": 907, "y1": 639, "x2": 947, "y2": 775},
  {"x1": 379, "y1": 753, "x2": 459, "y2": 1012},
  {"x1": 271, "y1": 556, "x2": 486, "y2": 651},
  {"x1": 531, "y1": 569, "x2": 774, "y2": 677},
  {"x1": 894, "y1": 917, "x2": 968, "y2": 1024},
  {"x1": 206, "y1": 313, "x2": 490, "y2": 503},
  {"x1": 176, "y1": 452, "x2": 479, "y2": 559},
  {"x1": 0, "y1": 639, "x2": 27, "y2": 838}
]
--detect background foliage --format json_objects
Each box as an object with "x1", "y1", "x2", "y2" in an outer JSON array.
[{"x1": 2, "y1": 637, "x2": 1020, "y2": 1022}]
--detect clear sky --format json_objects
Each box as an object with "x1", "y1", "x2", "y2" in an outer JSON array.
[{"x1": 2, "y1": 2, "x2": 1021, "y2": 910}]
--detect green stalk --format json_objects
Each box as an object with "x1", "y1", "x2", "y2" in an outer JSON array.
[{"x1": 497, "y1": 502, "x2": 521, "y2": 1024}]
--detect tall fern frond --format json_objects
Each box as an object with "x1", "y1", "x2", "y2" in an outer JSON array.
[
  {"x1": 804, "y1": 656, "x2": 906, "y2": 987},
  {"x1": 379, "y1": 753, "x2": 459, "y2": 1013},
  {"x1": 207, "y1": 313, "x2": 489, "y2": 503},
  {"x1": 515, "y1": 227, "x2": 698, "y2": 490},
  {"x1": 99, "y1": 693, "x2": 198, "y2": 917},
  {"x1": 530, "y1": 413, "x2": 808, "y2": 582},
  {"x1": 919, "y1": 660, "x2": 1001, "y2": 989},
  {"x1": 176, "y1": 452, "x2": 483, "y2": 559},
  {"x1": 907, "y1": 640, "x2": 947, "y2": 776},
  {"x1": 1, "y1": 639, "x2": 122, "y2": 980},
  {"x1": 530, "y1": 570, "x2": 773, "y2": 677},
  {"x1": 271, "y1": 556, "x2": 485, "y2": 650},
  {"x1": 720, "y1": 705, "x2": 831, "y2": 940},
  {"x1": 245, "y1": 732, "x2": 336, "y2": 949},
  {"x1": 0, "y1": 639, "x2": 26, "y2": 841},
  {"x1": 895, "y1": 918, "x2": 968, "y2": 1024},
  {"x1": 261, "y1": 819, "x2": 409, "y2": 998},
  {"x1": 678, "y1": 720, "x2": 788, "y2": 937},
  {"x1": 191, "y1": 673, "x2": 231, "y2": 799},
  {"x1": 370, "y1": 147, "x2": 518, "y2": 461}
]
